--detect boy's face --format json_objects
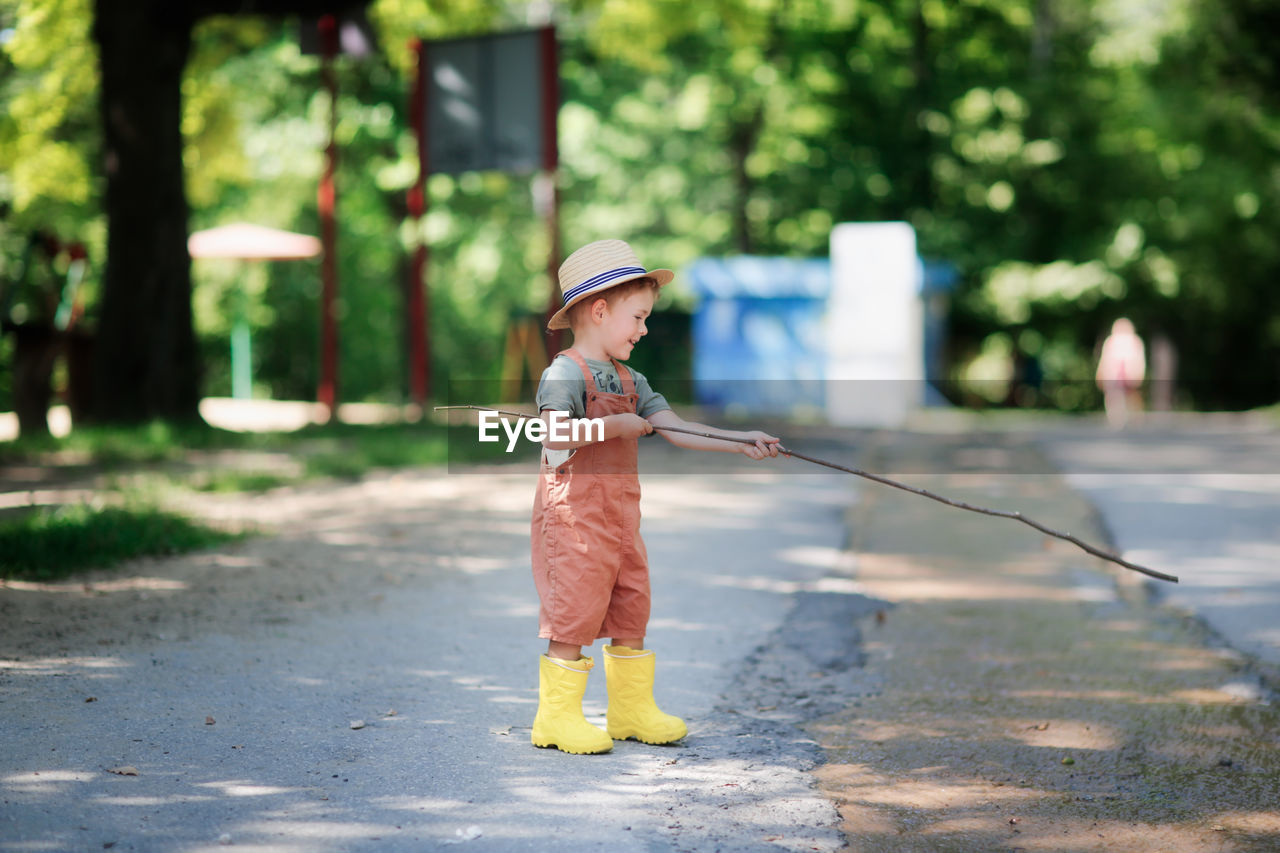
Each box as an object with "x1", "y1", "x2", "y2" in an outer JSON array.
[{"x1": 598, "y1": 287, "x2": 655, "y2": 361}]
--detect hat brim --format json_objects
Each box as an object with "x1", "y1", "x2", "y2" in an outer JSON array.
[{"x1": 547, "y1": 268, "x2": 674, "y2": 330}]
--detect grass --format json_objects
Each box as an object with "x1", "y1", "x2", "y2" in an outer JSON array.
[
  {"x1": 0, "y1": 418, "x2": 534, "y2": 482},
  {"x1": 0, "y1": 503, "x2": 238, "y2": 581},
  {"x1": 0, "y1": 420, "x2": 265, "y2": 468},
  {"x1": 290, "y1": 419, "x2": 538, "y2": 479},
  {"x1": 192, "y1": 470, "x2": 295, "y2": 493},
  {"x1": 0, "y1": 414, "x2": 537, "y2": 578}
]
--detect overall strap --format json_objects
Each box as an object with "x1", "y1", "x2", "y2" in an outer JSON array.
[{"x1": 559, "y1": 349, "x2": 600, "y2": 392}]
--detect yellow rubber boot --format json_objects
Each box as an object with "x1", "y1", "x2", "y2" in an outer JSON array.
[
  {"x1": 531, "y1": 655, "x2": 613, "y2": 754},
  {"x1": 603, "y1": 645, "x2": 688, "y2": 745}
]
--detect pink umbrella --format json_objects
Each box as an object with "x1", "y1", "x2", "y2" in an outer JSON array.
[
  {"x1": 188, "y1": 223, "x2": 321, "y2": 260},
  {"x1": 188, "y1": 223, "x2": 322, "y2": 401}
]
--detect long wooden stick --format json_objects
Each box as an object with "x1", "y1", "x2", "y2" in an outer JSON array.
[{"x1": 435, "y1": 405, "x2": 1178, "y2": 584}]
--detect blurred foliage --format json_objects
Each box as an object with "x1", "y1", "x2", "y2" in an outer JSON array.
[
  {"x1": 1, "y1": 0, "x2": 1277, "y2": 414},
  {"x1": 0, "y1": 0, "x2": 98, "y2": 233}
]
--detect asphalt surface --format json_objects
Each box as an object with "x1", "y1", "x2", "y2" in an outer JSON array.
[
  {"x1": 4, "y1": 410, "x2": 1278, "y2": 852},
  {"x1": 1033, "y1": 413, "x2": 1280, "y2": 683},
  {"x1": 809, "y1": 425, "x2": 1280, "y2": 851},
  {"x1": 2, "y1": 440, "x2": 877, "y2": 853}
]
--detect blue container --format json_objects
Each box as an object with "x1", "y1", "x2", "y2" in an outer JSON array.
[
  {"x1": 685, "y1": 257, "x2": 830, "y2": 415},
  {"x1": 686, "y1": 255, "x2": 956, "y2": 416}
]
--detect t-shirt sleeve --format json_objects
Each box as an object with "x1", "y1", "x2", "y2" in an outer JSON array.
[
  {"x1": 631, "y1": 369, "x2": 671, "y2": 419},
  {"x1": 535, "y1": 356, "x2": 586, "y2": 418}
]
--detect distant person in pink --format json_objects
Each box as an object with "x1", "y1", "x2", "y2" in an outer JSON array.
[{"x1": 1096, "y1": 318, "x2": 1146, "y2": 428}]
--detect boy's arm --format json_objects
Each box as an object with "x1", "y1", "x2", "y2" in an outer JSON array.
[
  {"x1": 647, "y1": 409, "x2": 779, "y2": 460},
  {"x1": 540, "y1": 409, "x2": 652, "y2": 450}
]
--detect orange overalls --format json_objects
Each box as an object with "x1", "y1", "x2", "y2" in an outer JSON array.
[{"x1": 531, "y1": 349, "x2": 651, "y2": 646}]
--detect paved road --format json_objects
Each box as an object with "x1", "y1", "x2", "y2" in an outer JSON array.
[
  {"x1": 2, "y1": 441, "x2": 876, "y2": 852},
  {"x1": 811, "y1": 426, "x2": 1280, "y2": 850},
  {"x1": 1033, "y1": 414, "x2": 1280, "y2": 682},
  {"x1": 6, "y1": 410, "x2": 1277, "y2": 851}
]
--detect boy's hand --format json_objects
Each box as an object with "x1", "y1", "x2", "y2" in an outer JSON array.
[
  {"x1": 612, "y1": 413, "x2": 654, "y2": 440},
  {"x1": 738, "y1": 431, "x2": 780, "y2": 460}
]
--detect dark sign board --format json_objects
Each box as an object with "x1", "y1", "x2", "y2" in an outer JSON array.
[{"x1": 419, "y1": 29, "x2": 556, "y2": 176}]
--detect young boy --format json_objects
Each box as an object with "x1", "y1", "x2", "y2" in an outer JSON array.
[{"x1": 530, "y1": 238, "x2": 780, "y2": 754}]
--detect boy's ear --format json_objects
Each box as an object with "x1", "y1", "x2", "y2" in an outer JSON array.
[{"x1": 590, "y1": 297, "x2": 609, "y2": 323}]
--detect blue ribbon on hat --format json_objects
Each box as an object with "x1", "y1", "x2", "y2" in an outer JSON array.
[{"x1": 561, "y1": 266, "x2": 647, "y2": 306}]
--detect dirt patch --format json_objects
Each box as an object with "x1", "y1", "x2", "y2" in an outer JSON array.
[
  {"x1": 808, "y1": 432, "x2": 1280, "y2": 853},
  {"x1": 0, "y1": 465, "x2": 533, "y2": 661}
]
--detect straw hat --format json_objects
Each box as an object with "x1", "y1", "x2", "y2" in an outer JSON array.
[{"x1": 547, "y1": 239, "x2": 673, "y2": 330}]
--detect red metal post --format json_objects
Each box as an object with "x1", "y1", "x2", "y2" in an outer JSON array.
[
  {"x1": 539, "y1": 26, "x2": 563, "y2": 357},
  {"x1": 317, "y1": 14, "x2": 340, "y2": 418},
  {"x1": 406, "y1": 38, "x2": 430, "y2": 406}
]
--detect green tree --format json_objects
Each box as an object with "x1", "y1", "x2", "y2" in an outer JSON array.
[
  {"x1": 87, "y1": 0, "x2": 372, "y2": 424},
  {"x1": 5, "y1": 0, "x2": 1277, "y2": 422}
]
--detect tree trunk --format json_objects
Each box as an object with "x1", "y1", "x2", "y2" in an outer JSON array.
[
  {"x1": 91, "y1": 1, "x2": 201, "y2": 424},
  {"x1": 89, "y1": 0, "x2": 370, "y2": 425},
  {"x1": 9, "y1": 325, "x2": 60, "y2": 439},
  {"x1": 905, "y1": 0, "x2": 935, "y2": 215},
  {"x1": 728, "y1": 113, "x2": 760, "y2": 255}
]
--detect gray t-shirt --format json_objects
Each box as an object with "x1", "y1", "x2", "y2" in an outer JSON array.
[{"x1": 535, "y1": 354, "x2": 670, "y2": 419}]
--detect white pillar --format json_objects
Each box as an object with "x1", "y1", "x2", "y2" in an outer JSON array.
[{"x1": 825, "y1": 222, "x2": 923, "y2": 427}]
